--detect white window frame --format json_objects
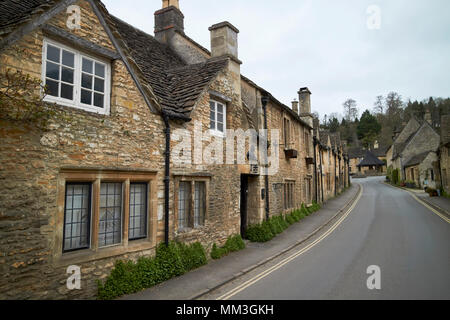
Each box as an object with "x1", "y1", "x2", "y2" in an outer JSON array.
[
  {"x1": 41, "y1": 38, "x2": 111, "y2": 115},
  {"x1": 209, "y1": 99, "x2": 227, "y2": 137}
]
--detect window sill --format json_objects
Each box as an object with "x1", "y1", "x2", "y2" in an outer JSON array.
[
  {"x1": 53, "y1": 240, "x2": 155, "y2": 267},
  {"x1": 209, "y1": 130, "x2": 226, "y2": 139},
  {"x1": 44, "y1": 96, "x2": 110, "y2": 116}
]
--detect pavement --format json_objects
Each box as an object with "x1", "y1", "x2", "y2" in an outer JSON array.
[
  {"x1": 202, "y1": 177, "x2": 450, "y2": 300},
  {"x1": 121, "y1": 183, "x2": 361, "y2": 300}
]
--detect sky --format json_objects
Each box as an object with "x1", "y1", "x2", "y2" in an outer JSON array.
[{"x1": 102, "y1": 0, "x2": 450, "y2": 120}]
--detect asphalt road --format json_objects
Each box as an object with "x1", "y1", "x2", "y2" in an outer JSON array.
[{"x1": 205, "y1": 177, "x2": 450, "y2": 300}]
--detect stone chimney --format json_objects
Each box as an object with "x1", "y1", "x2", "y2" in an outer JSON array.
[
  {"x1": 299, "y1": 87, "x2": 313, "y2": 127},
  {"x1": 292, "y1": 99, "x2": 299, "y2": 114},
  {"x1": 209, "y1": 21, "x2": 242, "y2": 99},
  {"x1": 154, "y1": 0, "x2": 184, "y2": 43}
]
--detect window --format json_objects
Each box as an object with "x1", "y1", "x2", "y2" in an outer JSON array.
[
  {"x1": 284, "y1": 118, "x2": 291, "y2": 148},
  {"x1": 176, "y1": 179, "x2": 208, "y2": 231},
  {"x1": 304, "y1": 130, "x2": 310, "y2": 155},
  {"x1": 284, "y1": 181, "x2": 295, "y2": 210},
  {"x1": 210, "y1": 100, "x2": 226, "y2": 135},
  {"x1": 58, "y1": 171, "x2": 155, "y2": 256},
  {"x1": 63, "y1": 183, "x2": 91, "y2": 252},
  {"x1": 42, "y1": 39, "x2": 110, "y2": 115},
  {"x1": 129, "y1": 183, "x2": 148, "y2": 240},
  {"x1": 99, "y1": 183, "x2": 123, "y2": 247},
  {"x1": 178, "y1": 182, "x2": 191, "y2": 230}
]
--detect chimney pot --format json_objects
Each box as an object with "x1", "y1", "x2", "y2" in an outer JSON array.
[{"x1": 292, "y1": 100, "x2": 299, "y2": 114}]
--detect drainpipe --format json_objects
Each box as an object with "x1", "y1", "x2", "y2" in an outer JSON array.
[
  {"x1": 163, "y1": 114, "x2": 171, "y2": 246},
  {"x1": 334, "y1": 151, "x2": 337, "y2": 197},
  {"x1": 313, "y1": 137, "x2": 318, "y2": 203},
  {"x1": 261, "y1": 94, "x2": 270, "y2": 221}
]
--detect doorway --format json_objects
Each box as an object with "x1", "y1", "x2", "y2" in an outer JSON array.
[{"x1": 240, "y1": 175, "x2": 249, "y2": 238}]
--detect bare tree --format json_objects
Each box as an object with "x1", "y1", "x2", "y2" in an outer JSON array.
[
  {"x1": 343, "y1": 99, "x2": 358, "y2": 122},
  {"x1": 373, "y1": 95, "x2": 385, "y2": 114}
]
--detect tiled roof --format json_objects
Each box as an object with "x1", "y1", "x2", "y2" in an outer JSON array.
[
  {"x1": 404, "y1": 151, "x2": 432, "y2": 168},
  {"x1": 347, "y1": 147, "x2": 365, "y2": 159},
  {"x1": 110, "y1": 15, "x2": 228, "y2": 118},
  {"x1": 0, "y1": 0, "x2": 58, "y2": 36},
  {"x1": 358, "y1": 150, "x2": 385, "y2": 167}
]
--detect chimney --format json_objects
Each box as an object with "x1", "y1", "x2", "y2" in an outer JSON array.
[
  {"x1": 299, "y1": 87, "x2": 313, "y2": 127},
  {"x1": 292, "y1": 99, "x2": 299, "y2": 114},
  {"x1": 154, "y1": 0, "x2": 184, "y2": 43},
  {"x1": 209, "y1": 21, "x2": 242, "y2": 100},
  {"x1": 209, "y1": 21, "x2": 240, "y2": 61},
  {"x1": 162, "y1": 0, "x2": 179, "y2": 9}
]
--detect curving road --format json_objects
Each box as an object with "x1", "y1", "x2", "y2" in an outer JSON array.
[{"x1": 205, "y1": 177, "x2": 450, "y2": 300}]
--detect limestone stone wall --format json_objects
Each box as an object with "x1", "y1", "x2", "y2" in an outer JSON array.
[
  {"x1": 0, "y1": 1, "x2": 167, "y2": 300},
  {"x1": 441, "y1": 146, "x2": 450, "y2": 194}
]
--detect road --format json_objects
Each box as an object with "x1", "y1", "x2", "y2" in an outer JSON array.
[{"x1": 203, "y1": 177, "x2": 450, "y2": 300}]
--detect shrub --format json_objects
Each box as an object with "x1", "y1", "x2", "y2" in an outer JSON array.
[
  {"x1": 268, "y1": 216, "x2": 284, "y2": 235},
  {"x1": 246, "y1": 222, "x2": 274, "y2": 243},
  {"x1": 285, "y1": 213, "x2": 296, "y2": 225},
  {"x1": 98, "y1": 241, "x2": 207, "y2": 300},
  {"x1": 211, "y1": 235, "x2": 246, "y2": 260}
]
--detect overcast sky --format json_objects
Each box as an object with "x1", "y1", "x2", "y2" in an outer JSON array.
[{"x1": 102, "y1": 0, "x2": 450, "y2": 120}]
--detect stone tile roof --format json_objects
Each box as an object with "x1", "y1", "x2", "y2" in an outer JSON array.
[
  {"x1": 358, "y1": 150, "x2": 385, "y2": 167},
  {"x1": 347, "y1": 147, "x2": 365, "y2": 159},
  {"x1": 110, "y1": 15, "x2": 228, "y2": 119},
  {"x1": 404, "y1": 151, "x2": 432, "y2": 168},
  {"x1": 0, "y1": 0, "x2": 58, "y2": 37}
]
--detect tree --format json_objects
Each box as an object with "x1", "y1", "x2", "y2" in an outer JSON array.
[
  {"x1": 385, "y1": 92, "x2": 403, "y2": 117},
  {"x1": 357, "y1": 110, "x2": 381, "y2": 149},
  {"x1": 343, "y1": 99, "x2": 358, "y2": 122},
  {"x1": 373, "y1": 95, "x2": 385, "y2": 114}
]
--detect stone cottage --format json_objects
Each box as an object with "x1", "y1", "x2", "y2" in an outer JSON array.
[
  {"x1": 0, "y1": 0, "x2": 349, "y2": 300},
  {"x1": 386, "y1": 115, "x2": 440, "y2": 187},
  {"x1": 438, "y1": 115, "x2": 450, "y2": 194}
]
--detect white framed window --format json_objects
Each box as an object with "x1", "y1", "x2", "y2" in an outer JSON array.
[
  {"x1": 209, "y1": 100, "x2": 226, "y2": 136},
  {"x1": 42, "y1": 38, "x2": 111, "y2": 115}
]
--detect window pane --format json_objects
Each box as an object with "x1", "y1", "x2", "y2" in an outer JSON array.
[
  {"x1": 62, "y1": 50, "x2": 74, "y2": 68},
  {"x1": 194, "y1": 182, "x2": 206, "y2": 228},
  {"x1": 82, "y1": 58, "x2": 93, "y2": 73},
  {"x1": 47, "y1": 45, "x2": 60, "y2": 63},
  {"x1": 63, "y1": 184, "x2": 91, "y2": 252},
  {"x1": 217, "y1": 113, "x2": 223, "y2": 123},
  {"x1": 61, "y1": 83, "x2": 73, "y2": 100},
  {"x1": 61, "y1": 67, "x2": 74, "y2": 84},
  {"x1": 46, "y1": 62, "x2": 60, "y2": 80},
  {"x1": 94, "y1": 93, "x2": 104, "y2": 108},
  {"x1": 82, "y1": 73, "x2": 93, "y2": 89},
  {"x1": 217, "y1": 103, "x2": 223, "y2": 113},
  {"x1": 95, "y1": 63, "x2": 105, "y2": 77},
  {"x1": 178, "y1": 182, "x2": 191, "y2": 230},
  {"x1": 94, "y1": 77, "x2": 104, "y2": 92},
  {"x1": 81, "y1": 89, "x2": 92, "y2": 105},
  {"x1": 45, "y1": 79, "x2": 59, "y2": 97},
  {"x1": 129, "y1": 184, "x2": 147, "y2": 240},
  {"x1": 99, "y1": 183, "x2": 122, "y2": 247},
  {"x1": 217, "y1": 123, "x2": 224, "y2": 132}
]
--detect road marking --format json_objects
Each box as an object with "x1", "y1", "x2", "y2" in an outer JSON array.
[
  {"x1": 216, "y1": 184, "x2": 364, "y2": 301},
  {"x1": 382, "y1": 182, "x2": 450, "y2": 224},
  {"x1": 410, "y1": 193, "x2": 450, "y2": 224}
]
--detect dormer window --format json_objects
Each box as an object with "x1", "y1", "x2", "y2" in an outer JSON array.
[
  {"x1": 42, "y1": 39, "x2": 111, "y2": 115},
  {"x1": 209, "y1": 99, "x2": 226, "y2": 136}
]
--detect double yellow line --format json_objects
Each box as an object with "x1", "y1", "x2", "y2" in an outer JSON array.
[
  {"x1": 216, "y1": 185, "x2": 364, "y2": 301},
  {"x1": 410, "y1": 193, "x2": 450, "y2": 223}
]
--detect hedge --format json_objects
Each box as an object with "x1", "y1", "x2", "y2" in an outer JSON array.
[
  {"x1": 246, "y1": 203, "x2": 322, "y2": 243},
  {"x1": 97, "y1": 241, "x2": 207, "y2": 300},
  {"x1": 211, "y1": 235, "x2": 246, "y2": 260}
]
